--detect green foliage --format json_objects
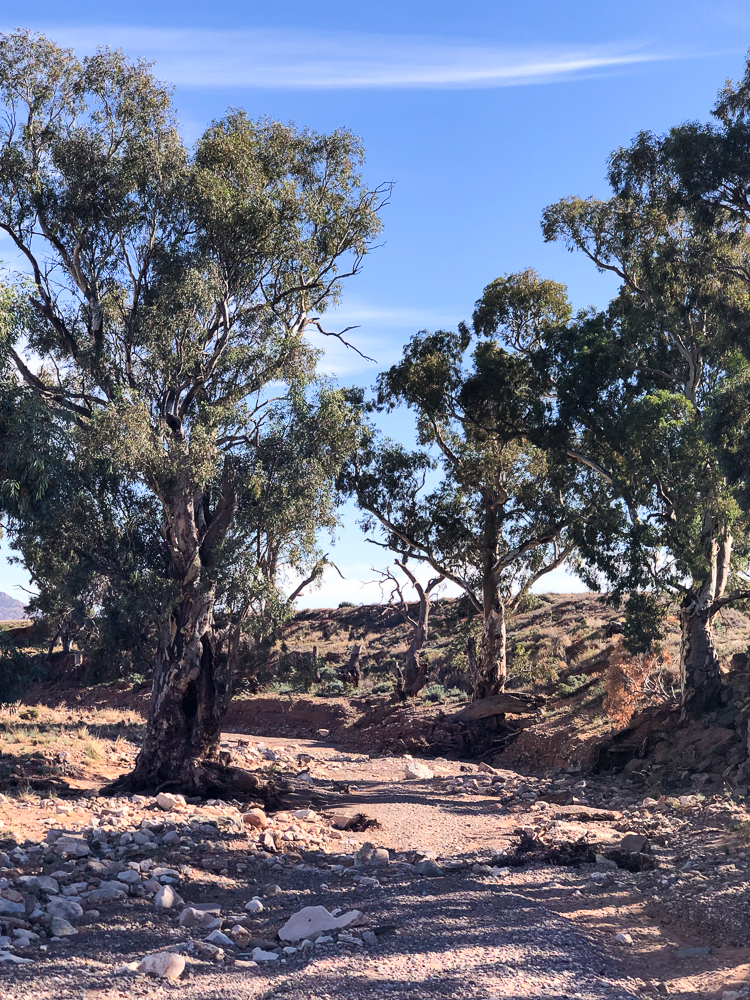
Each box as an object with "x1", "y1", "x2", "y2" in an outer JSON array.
[
  {"x1": 622, "y1": 592, "x2": 668, "y2": 655},
  {"x1": 0, "y1": 30, "x2": 385, "y2": 689},
  {"x1": 371, "y1": 680, "x2": 394, "y2": 695},
  {"x1": 0, "y1": 632, "x2": 46, "y2": 706},
  {"x1": 340, "y1": 270, "x2": 611, "y2": 691},
  {"x1": 420, "y1": 682, "x2": 446, "y2": 703},
  {"x1": 542, "y1": 95, "x2": 750, "y2": 627}
]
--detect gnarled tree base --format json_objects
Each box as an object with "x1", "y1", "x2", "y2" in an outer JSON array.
[{"x1": 101, "y1": 760, "x2": 280, "y2": 804}]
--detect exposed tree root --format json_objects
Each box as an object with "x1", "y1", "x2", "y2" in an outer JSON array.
[{"x1": 100, "y1": 761, "x2": 281, "y2": 805}]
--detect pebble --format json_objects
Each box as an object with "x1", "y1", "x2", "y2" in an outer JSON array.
[
  {"x1": 614, "y1": 932, "x2": 633, "y2": 945},
  {"x1": 245, "y1": 899, "x2": 264, "y2": 913}
]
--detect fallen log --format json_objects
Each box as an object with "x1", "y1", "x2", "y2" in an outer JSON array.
[{"x1": 452, "y1": 693, "x2": 543, "y2": 722}]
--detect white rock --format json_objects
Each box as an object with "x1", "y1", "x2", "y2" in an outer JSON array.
[
  {"x1": 251, "y1": 947, "x2": 279, "y2": 962},
  {"x1": 244, "y1": 898, "x2": 264, "y2": 913},
  {"x1": 278, "y1": 905, "x2": 364, "y2": 943},
  {"x1": 206, "y1": 930, "x2": 234, "y2": 947},
  {"x1": 404, "y1": 760, "x2": 433, "y2": 780},
  {"x1": 293, "y1": 808, "x2": 316, "y2": 820},
  {"x1": 0, "y1": 950, "x2": 33, "y2": 964},
  {"x1": 615, "y1": 932, "x2": 633, "y2": 945},
  {"x1": 156, "y1": 792, "x2": 185, "y2": 812},
  {"x1": 154, "y1": 884, "x2": 183, "y2": 909},
  {"x1": 138, "y1": 951, "x2": 186, "y2": 979}
]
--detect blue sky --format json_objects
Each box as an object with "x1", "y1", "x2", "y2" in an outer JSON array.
[{"x1": 0, "y1": 1, "x2": 749, "y2": 606}]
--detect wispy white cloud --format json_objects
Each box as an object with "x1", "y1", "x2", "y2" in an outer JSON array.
[{"x1": 28, "y1": 25, "x2": 680, "y2": 91}]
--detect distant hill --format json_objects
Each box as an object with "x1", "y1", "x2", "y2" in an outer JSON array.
[{"x1": 0, "y1": 591, "x2": 27, "y2": 620}]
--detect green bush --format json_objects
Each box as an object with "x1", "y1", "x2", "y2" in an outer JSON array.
[
  {"x1": 420, "y1": 683, "x2": 446, "y2": 703},
  {"x1": 318, "y1": 679, "x2": 344, "y2": 696},
  {"x1": 372, "y1": 681, "x2": 394, "y2": 695},
  {"x1": 0, "y1": 633, "x2": 46, "y2": 706}
]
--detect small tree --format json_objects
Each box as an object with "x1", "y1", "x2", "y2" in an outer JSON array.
[
  {"x1": 342, "y1": 270, "x2": 609, "y2": 699},
  {"x1": 378, "y1": 558, "x2": 443, "y2": 698},
  {"x1": 0, "y1": 32, "x2": 387, "y2": 792}
]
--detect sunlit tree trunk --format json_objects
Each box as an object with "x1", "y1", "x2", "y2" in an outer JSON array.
[{"x1": 680, "y1": 529, "x2": 731, "y2": 717}]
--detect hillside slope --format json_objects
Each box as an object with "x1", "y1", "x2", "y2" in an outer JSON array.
[{"x1": 0, "y1": 591, "x2": 27, "y2": 621}]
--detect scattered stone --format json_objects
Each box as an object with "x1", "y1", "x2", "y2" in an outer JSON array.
[
  {"x1": 18, "y1": 875, "x2": 59, "y2": 894},
  {"x1": 0, "y1": 899, "x2": 25, "y2": 916},
  {"x1": 179, "y1": 906, "x2": 222, "y2": 929},
  {"x1": 293, "y1": 808, "x2": 316, "y2": 820},
  {"x1": 251, "y1": 947, "x2": 279, "y2": 962},
  {"x1": 278, "y1": 905, "x2": 364, "y2": 943},
  {"x1": 206, "y1": 929, "x2": 235, "y2": 948},
  {"x1": 54, "y1": 837, "x2": 90, "y2": 858},
  {"x1": 354, "y1": 842, "x2": 390, "y2": 868},
  {"x1": 615, "y1": 932, "x2": 633, "y2": 945},
  {"x1": 47, "y1": 898, "x2": 84, "y2": 921},
  {"x1": 362, "y1": 930, "x2": 378, "y2": 946},
  {"x1": 244, "y1": 899, "x2": 264, "y2": 913},
  {"x1": 619, "y1": 833, "x2": 649, "y2": 853},
  {"x1": 265, "y1": 884, "x2": 282, "y2": 896},
  {"x1": 154, "y1": 884, "x2": 183, "y2": 909},
  {"x1": 414, "y1": 859, "x2": 444, "y2": 876},
  {"x1": 114, "y1": 961, "x2": 140, "y2": 974},
  {"x1": 404, "y1": 760, "x2": 434, "y2": 780},
  {"x1": 156, "y1": 792, "x2": 185, "y2": 812},
  {"x1": 242, "y1": 808, "x2": 267, "y2": 829},
  {"x1": 477, "y1": 762, "x2": 497, "y2": 774},
  {"x1": 0, "y1": 950, "x2": 33, "y2": 964},
  {"x1": 138, "y1": 951, "x2": 186, "y2": 979},
  {"x1": 117, "y1": 869, "x2": 141, "y2": 885},
  {"x1": 49, "y1": 917, "x2": 77, "y2": 937},
  {"x1": 88, "y1": 886, "x2": 126, "y2": 904}
]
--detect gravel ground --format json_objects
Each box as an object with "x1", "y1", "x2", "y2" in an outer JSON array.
[{"x1": 0, "y1": 734, "x2": 749, "y2": 999}]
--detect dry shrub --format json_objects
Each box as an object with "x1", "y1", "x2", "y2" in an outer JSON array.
[{"x1": 603, "y1": 644, "x2": 677, "y2": 726}]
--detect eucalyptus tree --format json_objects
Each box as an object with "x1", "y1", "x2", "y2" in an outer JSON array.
[
  {"x1": 342, "y1": 270, "x2": 610, "y2": 699},
  {"x1": 0, "y1": 31, "x2": 386, "y2": 792},
  {"x1": 542, "y1": 141, "x2": 750, "y2": 716}
]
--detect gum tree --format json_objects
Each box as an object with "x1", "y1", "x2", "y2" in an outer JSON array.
[
  {"x1": 342, "y1": 270, "x2": 610, "y2": 699},
  {"x1": 543, "y1": 137, "x2": 750, "y2": 716},
  {"x1": 0, "y1": 31, "x2": 386, "y2": 792}
]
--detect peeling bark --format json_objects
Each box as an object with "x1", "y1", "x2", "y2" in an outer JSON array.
[
  {"x1": 680, "y1": 597, "x2": 722, "y2": 717},
  {"x1": 473, "y1": 599, "x2": 507, "y2": 700},
  {"x1": 679, "y1": 528, "x2": 731, "y2": 718},
  {"x1": 106, "y1": 465, "x2": 241, "y2": 795}
]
